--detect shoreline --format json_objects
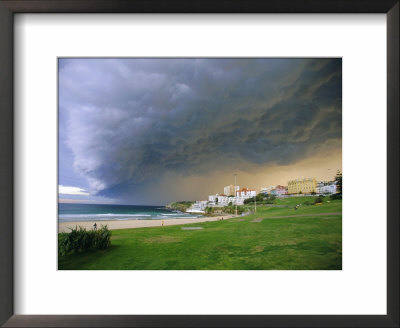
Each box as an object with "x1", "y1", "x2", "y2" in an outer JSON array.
[{"x1": 58, "y1": 215, "x2": 234, "y2": 233}]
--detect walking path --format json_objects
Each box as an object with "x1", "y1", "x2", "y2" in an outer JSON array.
[{"x1": 259, "y1": 212, "x2": 342, "y2": 220}]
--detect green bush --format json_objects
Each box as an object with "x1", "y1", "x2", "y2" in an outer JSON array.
[
  {"x1": 59, "y1": 225, "x2": 111, "y2": 257},
  {"x1": 245, "y1": 196, "x2": 273, "y2": 205},
  {"x1": 314, "y1": 196, "x2": 324, "y2": 204},
  {"x1": 330, "y1": 193, "x2": 342, "y2": 200},
  {"x1": 243, "y1": 197, "x2": 255, "y2": 204},
  {"x1": 94, "y1": 225, "x2": 112, "y2": 249},
  {"x1": 221, "y1": 205, "x2": 246, "y2": 215}
]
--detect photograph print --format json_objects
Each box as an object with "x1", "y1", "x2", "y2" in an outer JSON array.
[{"x1": 58, "y1": 58, "x2": 342, "y2": 270}]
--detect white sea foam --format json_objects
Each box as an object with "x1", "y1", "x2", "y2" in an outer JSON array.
[
  {"x1": 58, "y1": 212, "x2": 201, "y2": 222},
  {"x1": 58, "y1": 213, "x2": 151, "y2": 218}
]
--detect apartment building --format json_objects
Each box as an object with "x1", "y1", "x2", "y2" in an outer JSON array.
[{"x1": 287, "y1": 177, "x2": 317, "y2": 194}]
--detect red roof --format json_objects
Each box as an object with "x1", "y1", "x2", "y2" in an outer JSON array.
[{"x1": 276, "y1": 185, "x2": 287, "y2": 190}]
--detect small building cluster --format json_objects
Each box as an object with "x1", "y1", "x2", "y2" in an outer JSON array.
[
  {"x1": 270, "y1": 185, "x2": 287, "y2": 197},
  {"x1": 186, "y1": 176, "x2": 338, "y2": 213},
  {"x1": 208, "y1": 187, "x2": 257, "y2": 207},
  {"x1": 261, "y1": 178, "x2": 337, "y2": 197}
]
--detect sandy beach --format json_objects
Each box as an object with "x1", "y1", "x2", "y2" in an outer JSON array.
[{"x1": 58, "y1": 215, "x2": 233, "y2": 233}]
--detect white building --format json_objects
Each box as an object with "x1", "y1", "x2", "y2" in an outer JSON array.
[
  {"x1": 235, "y1": 188, "x2": 256, "y2": 204},
  {"x1": 187, "y1": 200, "x2": 208, "y2": 213},
  {"x1": 224, "y1": 184, "x2": 240, "y2": 196},
  {"x1": 208, "y1": 194, "x2": 229, "y2": 206},
  {"x1": 208, "y1": 193, "x2": 243, "y2": 206},
  {"x1": 236, "y1": 187, "x2": 256, "y2": 198},
  {"x1": 318, "y1": 182, "x2": 337, "y2": 195}
]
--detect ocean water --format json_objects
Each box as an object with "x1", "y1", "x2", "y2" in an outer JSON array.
[{"x1": 58, "y1": 203, "x2": 202, "y2": 222}]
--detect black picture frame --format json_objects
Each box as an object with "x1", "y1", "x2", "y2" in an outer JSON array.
[{"x1": 0, "y1": 1, "x2": 398, "y2": 327}]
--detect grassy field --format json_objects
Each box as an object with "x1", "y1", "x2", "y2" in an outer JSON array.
[{"x1": 58, "y1": 196, "x2": 342, "y2": 270}]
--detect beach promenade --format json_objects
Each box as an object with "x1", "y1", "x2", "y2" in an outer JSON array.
[{"x1": 58, "y1": 215, "x2": 233, "y2": 233}]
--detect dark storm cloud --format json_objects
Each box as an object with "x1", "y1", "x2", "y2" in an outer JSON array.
[{"x1": 59, "y1": 58, "x2": 341, "y2": 199}]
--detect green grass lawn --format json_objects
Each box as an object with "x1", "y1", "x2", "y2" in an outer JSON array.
[{"x1": 58, "y1": 197, "x2": 342, "y2": 270}]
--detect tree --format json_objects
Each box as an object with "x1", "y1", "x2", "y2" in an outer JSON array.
[
  {"x1": 205, "y1": 207, "x2": 213, "y2": 214},
  {"x1": 244, "y1": 197, "x2": 255, "y2": 205},
  {"x1": 335, "y1": 170, "x2": 342, "y2": 194}
]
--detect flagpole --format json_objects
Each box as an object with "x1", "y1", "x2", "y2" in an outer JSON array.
[{"x1": 234, "y1": 173, "x2": 237, "y2": 217}]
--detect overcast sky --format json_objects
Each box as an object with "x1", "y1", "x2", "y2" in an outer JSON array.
[{"x1": 58, "y1": 58, "x2": 342, "y2": 205}]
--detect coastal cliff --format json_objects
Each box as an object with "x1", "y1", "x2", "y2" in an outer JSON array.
[{"x1": 166, "y1": 201, "x2": 194, "y2": 213}]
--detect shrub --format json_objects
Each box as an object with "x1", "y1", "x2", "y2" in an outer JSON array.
[
  {"x1": 59, "y1": 225, "x2": 111, "y2": 257},
  {"x1": 330, "y1": 193, "x2": 342, "y2": 200},
  {"x1": 94, "y1": 226, "x2": 112, "y2": 249},
  {"x1": 314, "y1": 196, "x2": 324, "y2": 204},
  {"x1": 256, "y1": 193, "x2": 264, "y2": 202},
  {"x1": 244, "y1": 197, "x2": 255, "y2": 204},
  {"x1": 221, "y1": 205, "x2": 246, "y2": 215},
  {"x1": 245, "y1": 194, "x2": 275, "y2": 205}
]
